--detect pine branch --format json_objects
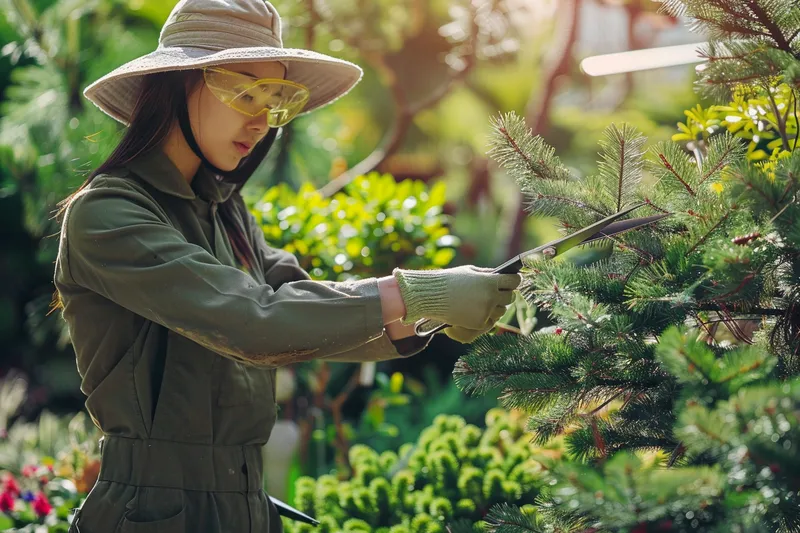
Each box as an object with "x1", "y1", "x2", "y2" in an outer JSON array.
[
  {"x1": 687, "y1": 210, "x2": 731, "y2": 255},
  {"x1": 453, "y1": 334, "x2": 580, "y2": 403},
  {"x1": 727, "y1": 163, "x2": 781, "y2": 211},
  {"x1": 654, "y1": 327, "x2": 716, "y2": 385},
  {"x1": 642, "y1": 197, "x2": 671, "y2": 214},
  {"x1": 743, "y1": 0, "x2": 792, "y2": 52},
  {"x1": 483, "y1": 503, "x2": 547, "y2": 533},
  {"x1": 711, "y1": 345, "x2": 775, "y2": 388},
  {"x1": 697, "y1": 133, "x2": 746, "y2": 185},
  {"x1": 596, "y1": 123, "x2": 646, "y2": 212},
  {"x1": 525, "y1": 181, "x2": 609, "y2": 219},
  {"x1": 662, "y1": 0, "x2": 796, "y2": 53},
  {"x1": 649, "y1": 141, "x2": 698, "y2": 199},
  {"x1": 660, "y1": 153, "x2": 695, "y2": 196},
  {"x1": 525, "y1": 398, "x2": 582, "y2": 444},
  {"x1": 488, "y1": 112, "x2": 574, "y2": 183},
  {"x1": 694, "y1": 40, "x2": 793, "y2": 100}
]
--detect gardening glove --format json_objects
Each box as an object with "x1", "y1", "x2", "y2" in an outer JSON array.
[
  {"x1": 443, "y1": 303, "x2": 509, "y2": 343},
  {"x1": 392, "y1": 265, "x2": 521, "y2": 331}
]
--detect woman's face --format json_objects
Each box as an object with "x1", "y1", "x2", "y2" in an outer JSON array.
[{"x1": 186, "y1": 61, "x2": 287, "y2": 171}]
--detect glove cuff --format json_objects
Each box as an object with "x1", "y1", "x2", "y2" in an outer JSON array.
[{"x1": 392, "y1": 268, "x2": 450, "y2": 325}]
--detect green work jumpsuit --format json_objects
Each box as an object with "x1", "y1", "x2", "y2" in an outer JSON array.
[{"x1": 54, "y1": 147, "x2": 432, "y2": 533}]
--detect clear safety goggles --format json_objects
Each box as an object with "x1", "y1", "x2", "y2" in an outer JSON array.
[{"x1": 203, "y1": 67, "x2": 310, "y2": 127}]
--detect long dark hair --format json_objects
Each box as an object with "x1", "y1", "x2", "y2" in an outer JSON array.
[{"x1": 50, "y1": 69, "x2": 278, "y2": 311}]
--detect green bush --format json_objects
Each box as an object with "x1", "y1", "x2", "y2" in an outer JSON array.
[
  {"x1": 247, "y1": 172, "x2": 460, "y2": 281},
  {"x1": 282, "y1": 409, "x2": 559, "y2": 533}
]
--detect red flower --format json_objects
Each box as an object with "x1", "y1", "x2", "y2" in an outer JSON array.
[
  {"x1": 0, "y1": 490, "x2": 14, "y2": 512},
  {"x1": 555, "y1": 327, "x2": 563, "y2": 335},
  {"x1": 21, "y1": 465, "x2": 36, "y2": 478},
  {"x1": 2, "y1": 474, "x2": 19, "y2": 496},
  {"x1": 32, "y1": 492, "x2": 52, "y2": 517}
]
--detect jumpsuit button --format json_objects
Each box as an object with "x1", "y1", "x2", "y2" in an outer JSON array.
[{"x1": 242, "y1": 463, "x2": 248, "y2": 475}]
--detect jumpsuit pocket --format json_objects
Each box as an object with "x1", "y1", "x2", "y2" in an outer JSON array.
[
  {"x1": 117, "y1": 506, "x2": 186, "y2": 533},
  {"x1": 215, "y1": 357, "x2": 274, "y2": 407},
  {"x1": 117, "y1": 487, "x2": 186, "y2": 533}
]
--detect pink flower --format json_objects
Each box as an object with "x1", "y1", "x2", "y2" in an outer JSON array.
[
  {"x1": 2, "y1": 474, "x2": 19, "y2": 496},
  {"x1": 32, "y1": 492, "x2": 52, "y2": 517},
  {"x1": 0, "y1": 490, "x2": 14, "y2": 512},
  {"x1": 21, "y1": 465, "x2": 36, "y2": 478}
]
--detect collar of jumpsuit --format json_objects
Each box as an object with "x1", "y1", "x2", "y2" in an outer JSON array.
[
  {"x1": 57, "y1": 143, "x2": 433, "y2": 533},
  {"x1": 126, "y1": 146, "x2": 239, "y2": 204}
]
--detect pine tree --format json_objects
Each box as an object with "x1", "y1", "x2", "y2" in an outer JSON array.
[{"x1": 453, "y1": 1, "x2": 800, "y2": 531}]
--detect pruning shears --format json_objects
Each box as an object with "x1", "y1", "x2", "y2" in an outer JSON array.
[
  {"x1": 271, "y1": 496, "x2": 320, "y2": 526},
  {"x1": 413, "y1": 203, "x2": 671, "y2": 337}
]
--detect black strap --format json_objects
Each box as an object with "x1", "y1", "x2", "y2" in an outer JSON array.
[{"x1": 177, "y1": 99, "x2": 239, "y2": 177}]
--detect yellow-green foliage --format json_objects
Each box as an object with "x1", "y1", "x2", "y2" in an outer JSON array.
[
  {"x1": 673, "y1": 83, "x2": 798, "y2": 161},
  {"x1": 283, "y1": 410, "x2": 554, "y2": 533},
  {"x1": 247, "y1": 172, "x2": 459, "y2": 281}
]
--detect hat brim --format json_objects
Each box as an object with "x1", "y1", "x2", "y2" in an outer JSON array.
[{"x1": 83, "y1": 46, "x2": 364, "y2": 126}]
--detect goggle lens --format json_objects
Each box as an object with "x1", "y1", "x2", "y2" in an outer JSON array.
[{"x1": 203, "y1": 68, "x2": 310, "y2": 127}]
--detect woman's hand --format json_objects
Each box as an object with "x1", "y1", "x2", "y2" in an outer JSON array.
[{"x1": 392, "y1": 265, "x2": 521, "y2": 330}]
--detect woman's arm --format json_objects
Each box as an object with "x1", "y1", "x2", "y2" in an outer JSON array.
[
  {"x1": 63, "y1": 179, "x2": 400, "y2": 368},
  {"x1": 377, "y1": 275, "x2": 406, "y2": 325},
  {"x1": 245, "y1": 209, "x2": 432, "y2": 361}
]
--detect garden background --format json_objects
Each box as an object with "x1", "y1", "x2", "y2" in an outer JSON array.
[{"x1": 2, "y1": 0, "x2": 785, "y2": 532}]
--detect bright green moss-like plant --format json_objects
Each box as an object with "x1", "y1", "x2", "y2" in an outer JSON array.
[{"x1": 282, "y1": 410, "x2": 554, "y2": 533}]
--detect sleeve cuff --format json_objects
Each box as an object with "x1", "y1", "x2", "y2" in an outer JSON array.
[
  {"x1": 390, "y1": 334, "x2": 432, "y2": 358},
  {"x1": 320, "y1": 277, "x2": 432, "y2": 362}
]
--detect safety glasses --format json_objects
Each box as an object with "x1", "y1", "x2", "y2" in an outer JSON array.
[{"x1": 202, "y1": 67, "x2": 310, "y2": 128}]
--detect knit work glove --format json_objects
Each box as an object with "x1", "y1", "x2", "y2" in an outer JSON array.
[
  {"x1": 392, "y1": 265, "x2": 521, "y2": 330},
  {"x1": 443, "y1": 300, "x2": 509, "y2": 343}
]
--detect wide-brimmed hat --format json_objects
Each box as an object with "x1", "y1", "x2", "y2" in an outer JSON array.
[{"x1": 83, "y1": 0, "x2": 363, "y2": 126}]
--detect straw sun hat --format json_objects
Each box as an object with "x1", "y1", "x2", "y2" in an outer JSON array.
[{"x1": 83, "y1": 0, "x2": 364, "y2": 126}]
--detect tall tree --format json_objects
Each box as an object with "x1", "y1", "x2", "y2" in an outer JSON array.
[{"x1": 453, "y1": 1, "x2": 800, "y2": 531}]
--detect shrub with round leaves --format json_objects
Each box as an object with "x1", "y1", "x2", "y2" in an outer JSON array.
[
  {"x1": 282, "y1": 409, "x2": 555, "y2": 533},
  {"x1": 247, "y1": 172, "x2": 460, "y2": 282}
]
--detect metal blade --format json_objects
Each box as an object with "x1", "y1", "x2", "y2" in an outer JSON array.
[
  {"x1": 270, "y1": 496, "x2": 320, "y2": 526},
  {"x1": 547, "y1": 203, "x2": 646, "y2": 256},
  {"x1": 415, "y1": 208, "x2": 671, "y2": 337},
  {"x1": 581, "y1": 213, "x2": 671, "y2": 244},
  {"x1": 494, "y1": 208, "x2": 669, "y2": 275}
]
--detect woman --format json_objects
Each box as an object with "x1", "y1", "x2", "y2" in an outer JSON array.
[{"x1": 53, "y1": 0, "x2": 521, "y2": 531}]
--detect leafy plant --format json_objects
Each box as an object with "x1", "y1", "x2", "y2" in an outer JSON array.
[
  {"x1": 247, "y1": 171, "x2": 459, "y2": 281},
  {"x1": 673, "y1": 84, "x2": 799, "y2": 161}
]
